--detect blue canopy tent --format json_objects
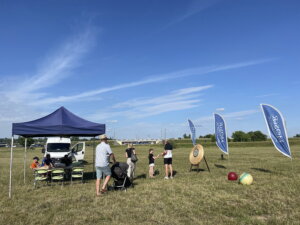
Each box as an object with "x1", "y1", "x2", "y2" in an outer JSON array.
[{"x1": 9, "y1": 107, "x2": 105, "y2": 198}]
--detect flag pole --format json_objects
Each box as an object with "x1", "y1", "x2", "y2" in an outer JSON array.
[
  {"x1": 290, "y1": 155, "x2": 294, "y2": 178},
  {"x1": 23, "y1": 138, "x2": 27, "y2": 184},
  {"x1": 227, "y1": 152, "x2": 230, "y2": 170},
  {"x1": 93, "y1": 137, "x2": 96, "y2": 178},
  {"x1": 9, "y1": 136, "x2": 14, "y2": 199}
]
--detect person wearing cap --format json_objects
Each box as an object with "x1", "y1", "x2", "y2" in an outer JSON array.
[
  {"x1": 95, "y1": 134, "x2": 116, "y2": 196},
  {"x1": 30, "y1": 156, "x2": 40, "y2": 169}
]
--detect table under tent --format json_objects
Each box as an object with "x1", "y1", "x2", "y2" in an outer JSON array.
[{"x1": 9, "y1": 106, "x2": 105, "y2": 198}]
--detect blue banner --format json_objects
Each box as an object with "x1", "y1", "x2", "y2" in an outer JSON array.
[
  {"x1": 188, "y1": 119, "x2": 196, "y2": 146},
  {"x1": 261, "y1": 104, "x2": 292, "y2": 158},
  {"x1": 214, "y1": 113, "x2": 229, "y2": 155}
]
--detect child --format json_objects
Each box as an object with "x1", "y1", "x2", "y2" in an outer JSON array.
[
  {"x1": 148, "y1": 149, "x2": 159, "y2": 178},
  {"x1": 30, "y1": 156, "x2": 40, "y2": 169}
]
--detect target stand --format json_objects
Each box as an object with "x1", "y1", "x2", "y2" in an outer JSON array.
[{"x1": 189, "y1": 145, "x2": 210, "y2": 173}]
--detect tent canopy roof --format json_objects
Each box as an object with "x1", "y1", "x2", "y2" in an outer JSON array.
[{"x1": 12, "y1": 107, "x2": 105, "y2": 137}]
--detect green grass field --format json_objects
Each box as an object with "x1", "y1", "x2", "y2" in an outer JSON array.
[{"x1": 0, "y1": 143, "x2": 299, "y2": 225}]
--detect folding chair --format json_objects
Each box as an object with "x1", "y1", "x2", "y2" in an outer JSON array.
[
  {"x1": 51, "y1": 168, "x2": 65, "y2": 186},
  {"x1": 34, "y1": 169, "x2": 49, "y2": 188},
  {"x1": 71, "y1": 167, "x2": 84, "y2": 184}
]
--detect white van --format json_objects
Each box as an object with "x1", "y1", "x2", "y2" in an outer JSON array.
[{"x1": 44, "y1": 137, "x2": 85, "y2": 163}]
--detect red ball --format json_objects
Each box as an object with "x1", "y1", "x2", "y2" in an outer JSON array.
[{"x1": 228, "y1": 172, "x2": 238, "y2": 181}]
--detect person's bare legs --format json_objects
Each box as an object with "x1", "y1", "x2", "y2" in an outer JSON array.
[
  {"x1": 102, "y1": 175, "x2": 111, "y2": 191},
  {"x1": 127, "y1": 159, "x2": 133, "y2": 179},
  {"x1": 132, "y1": 163, "x2": 136, "y2": 179},
  {"x1": 164, "y1": 164, "x2": 169, "y2": 178},
  {"x1": 149, "y1": 166, "x2": 154, "y2": 177},
  {"x1": 169, "y1": 164, "x2": 173, "y2": 178},
  {"x1": 96, "y1": 179, "x2": 101, "y2": 196}
]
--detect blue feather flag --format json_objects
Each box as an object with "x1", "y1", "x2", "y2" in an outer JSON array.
[
  {"x1": 261, "y1": 104, "x2": 291, "y2": 158},
  {"x1": 214, "y1": 113, "x2": 229, "y2": 155},
  {"x1": 188, "y1": 119, "x2": 196, "y2": 146}
]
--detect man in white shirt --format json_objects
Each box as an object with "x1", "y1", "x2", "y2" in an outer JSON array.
[{"x1": 95, "y1": 134, "x2": 116, "y2": 196}]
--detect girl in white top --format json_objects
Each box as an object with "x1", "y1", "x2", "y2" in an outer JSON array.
[{"x1": 162, "y1": 140, "x2": 173, "y2": 179}]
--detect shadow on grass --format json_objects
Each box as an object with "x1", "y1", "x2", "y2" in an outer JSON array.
[
  {"x1": 251, "y1": 168, "x2": 272, "y2": 173},
  {"x1": 135, "y1": 174, "x2": 146, "y2": 180},
  {"x1": 214, "y1": 164, "x2": 227, "y2": 169},
  {"x1": 219, "y1": 154, "x2": 227, "y2": 160},
  {"x1": 190, "y1": 168, "x2": 205, "y2": 172},
  {"x1": 83, "y1": 172, "x2": 96, "y2": 181},
  {"x1": 78, "y1": 160, "x2": 89, "y2": 165}
]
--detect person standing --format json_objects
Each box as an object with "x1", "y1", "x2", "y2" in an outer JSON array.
[
  {"x1": 148, "y1": 149, "x2": 159, "y2": 178},
  {"x1": 125, "y1": 144, "x2": 136, "y2": 180},
  {"x1": 162, "y1": 140, "x2": 173, "y2": 179},
  {"x1": 95, "y1": 134, "x2": 116, "y2": 196}
]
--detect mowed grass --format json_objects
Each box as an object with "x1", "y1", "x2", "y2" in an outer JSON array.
[{"x1": 0, "y1": 144, "x2": 299, "y2": 225}]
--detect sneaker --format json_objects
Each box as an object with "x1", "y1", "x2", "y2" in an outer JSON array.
[
  {"x1": 170, "y1": 176, "x2": 173, "y2": 179},
  {"x1": 164, "y1": 176, "x2": 169, "y2": 180}
]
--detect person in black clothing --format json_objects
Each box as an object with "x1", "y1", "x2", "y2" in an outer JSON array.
[
  {"x1": 61, "y1": 154, "x2": 72, "y2": 167},
  {"x1": 60, "y1": 154, "x2": 73, "y2": 179},
  {"x1": 125, "y1": 144, "x2": 136, "y2": 180},
  {"x1": 148, "y1": 149, "x2": 159, "y2": 178}
]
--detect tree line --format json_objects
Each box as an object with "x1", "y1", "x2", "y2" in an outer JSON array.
[
  {"x1": 182, "y1": 130, "x2": 270, "y2": 142},
  {"x1": 0, "y1": 132, "x2": 300, "y2": 147}
]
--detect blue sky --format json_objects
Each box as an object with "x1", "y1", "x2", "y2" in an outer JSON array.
[{"x1": 0, "y1": 0, "x2": 300, "y2": 139}]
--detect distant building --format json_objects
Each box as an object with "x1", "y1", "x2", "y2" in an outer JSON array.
[
  {"x1": 115, "y1": 139, "x2": 162, "y2": 145},
  {"x1": 0, "y1": 143, "x2": 9, "y2": 147}
]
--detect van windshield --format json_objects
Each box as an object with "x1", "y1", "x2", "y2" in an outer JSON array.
[{"x1": 47, "y1": 143, "x2": 70, "y2": 152}]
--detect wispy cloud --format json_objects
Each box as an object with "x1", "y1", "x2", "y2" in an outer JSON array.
[
  {"x1": 223, "y1": 110, "x2": 259, "y2": 119},
  {"x1": 34, "y1": 58, "x2": 275, "y2": 105},
  {"x1": 133, "y1": 109, "x2": 260, "y2": 139},
  {"x1": 164, "y1": 0, "x2": 222, "y2": 28},
  {"x1": 255, "y1": 93, "x2": 279, "y2": 98},
  {"x1": 113, "y1": 86, "x2": 212, "y2": 109},
  {"x1": 0, "y1": 26, "x2": 97, "y2": 133},
  {"x1": 193, "y1": 109, "x2": 259, "y2": 124},
  {"x1": 89, "y1": 85, "x2": 213, "y2": 120},
  {"x1": 5, "y1": 27, "x2": 97, "y2": 104}
]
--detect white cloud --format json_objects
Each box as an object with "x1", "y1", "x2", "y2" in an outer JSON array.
[
  {"x1": 0, "y1": 27, "x2": 97, "y2": 136},
  {"x1": 255, "y1": 93, "x2": 279, "y2": 98},
  {"x1": 32, "y1": 58, "x2": 275, "y2": 105},
  {"x1": 114, "y1": 85, "x2": 212, "y2": 109},
  {"x1": 106, "y1": 120, "x2": 118, "y2": 123},
  {"x1": 3, "y1": 27, "x2": 97, "y2": 105},
  {"x1": 89, "y1": 85, "x2": 213, "y2": 120},
  {"x1": 164, "y1": 0, "x2": 222, "y2": 28},
  {"x1": 109, "y1": 109, "x2": 260, "y2": 139},
  {"x1": 223, "y1": 110, "x2": 259, "y2": 118},
  {"x1": 192, "y1": 109, "x2": 259, "y2": 124}
]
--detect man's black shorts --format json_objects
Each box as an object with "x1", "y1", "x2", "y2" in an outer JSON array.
[{"x1": 164, "y1": 158, "x2": 172, "y2": 165}]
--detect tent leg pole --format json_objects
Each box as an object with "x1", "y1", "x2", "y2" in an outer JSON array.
[
  {"x1": 24, "y1": 138, "x2": 27, "y2": 184},
  {"x1": 93, "y1": 138, "x2": 95, "y2": 178},
  {"x1": 9, "y1": 136, "x2": 14, "y2": 199}
]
